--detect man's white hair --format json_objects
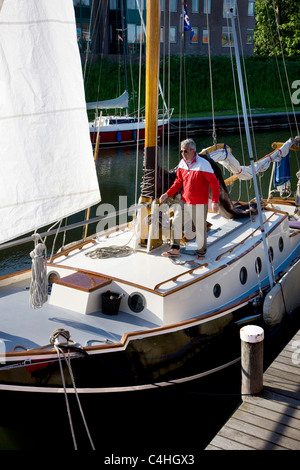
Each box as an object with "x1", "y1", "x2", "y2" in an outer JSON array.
[{"x1": 181, "y1": 138, "x2": 196, "y2": 151}]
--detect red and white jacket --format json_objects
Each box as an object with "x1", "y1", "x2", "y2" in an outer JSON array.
[{"x1": 166, "y1": 154, "x2": 220, "y2": 205}]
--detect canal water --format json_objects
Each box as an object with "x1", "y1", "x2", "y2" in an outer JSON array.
[{"x1": 0, "y1": 127, "x2": 300, "y2": 452}]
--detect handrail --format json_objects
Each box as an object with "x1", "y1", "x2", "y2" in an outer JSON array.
[
  {"x1": 0, "y1": 205, "x2": 143, "y2": 251},
  {"x1": 154, "y1": 263, "x2": 208, "y2": 290},
  {"x1": 216, "y1": 212, "x2": 277, "y2": 261}
]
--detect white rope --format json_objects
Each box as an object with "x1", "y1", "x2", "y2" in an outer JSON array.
[
  {"x1": 29, "y1": 234, "x2": 48, "y2": 309},
  {"x1": 51, "y1": 330, "x2": 95, "y2": 450}
]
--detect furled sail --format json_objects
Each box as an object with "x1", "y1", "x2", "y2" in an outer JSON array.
[
  {"x1": 86, "y1": 91, "x2": 129, "y2": 110},
  {"x1": 0, "y1": 0, "x2": 101, "y2": 244},
  {"x1": 203, "y1": 137, "x2": 299, "y2": 185}
]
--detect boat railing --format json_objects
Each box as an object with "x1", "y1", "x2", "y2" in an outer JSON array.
[{"x1": 0, "y1": 205, "x2": 143, "y2": 252}]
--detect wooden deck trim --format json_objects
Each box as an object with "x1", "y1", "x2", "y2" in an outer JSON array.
[{"x1": 54, "y1": 271, "x2": 111, "y2": 292}]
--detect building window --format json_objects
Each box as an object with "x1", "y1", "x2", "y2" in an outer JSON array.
[
  {"x1": 128, "y1": 0, "x2": 138, "y2": 9},
  {"x1": 161, "y1": 26, "x2": 177, "y2": 43},
  {"x1": 203, "y1": 0, "x2": 211, "y2": 14},
  {"x1": 73, "y1": 0, "x2": 90, "y2": 5},
  {"x1": 76, "y1": 22, "x2": 91, "y2": 52},
  {"x1": 248, "y1": 1, "x2": 256, "y2": 16},
  {"x1": 222, "y1": 26, "x2": 234, "y2": 46},
  {"x1": 202, "y1": 28, "x2": 209, "y2": 44},
  {"x1": 192, "y1": 0, "x2": 199, "y2": 13},
  {"x1": 162, "y1": 0, "x2": 177, "y2": 11},
  {"x1": 191, "y1": 27, "x2": 198, "y2": 43},
  {"x1": 170, "y1": 26, "x2": 177, "y2": 43},
  {"x1": 246, "y1": 29, "x2": 254, "y2": 44},
  {"x1": 128, "y1": 23, "x2": 145, "y2": 54},
  {"x1": 223, "y1": 0, "x2": 236, "y2": 18}
]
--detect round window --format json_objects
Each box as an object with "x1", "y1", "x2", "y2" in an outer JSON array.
[
  {"x1": 255, "y1": 257, "x2": 262, "y2": 274},
  {"x1": 48, "y1": 271, "x2": 60, "y2": 284},
  {"x1": 239, "y1": 267, "x2": 248, "y2": 285},
  {"x1": 128, "y1": 292, "x2": 146, "y2": 313},
  {"x1": 213, "y1": 284, "x2": 221, "y2": 298},
  {"x1": 279, "y1": 236, "x2": 284, "y2": 252},
  {"x1": 268, "y1": 246, "x2": 274, "y2": 262}
]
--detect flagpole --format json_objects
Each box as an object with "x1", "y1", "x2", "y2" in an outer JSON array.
[{"x1": 120, "y1": 0, "x2": 128, "y2": 116}]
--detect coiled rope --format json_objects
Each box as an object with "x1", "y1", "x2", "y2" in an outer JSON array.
[
  {"x1": 85, "y1": 244, "x2": 133, "y2": 259},
  {"x1": 29, "y1": 234, "x2": 48, "y2": 309}
]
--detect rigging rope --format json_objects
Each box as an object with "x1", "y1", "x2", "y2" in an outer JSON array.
[{"x1": 205, "y1": 0, "x2": 217, "y2": 145}]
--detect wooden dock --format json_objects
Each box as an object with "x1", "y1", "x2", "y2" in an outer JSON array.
[{"x1": 206, "y1": 329, "x2": 300, "y2": 450}]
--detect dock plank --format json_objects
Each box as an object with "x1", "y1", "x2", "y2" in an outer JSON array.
[{"x1": 206, "y1": 328, "x2": 300, "y2": 450}]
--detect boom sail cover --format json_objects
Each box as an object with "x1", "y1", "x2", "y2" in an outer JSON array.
[{"x1": 0, "y1": 0, "x2": 101, "y2": 244}]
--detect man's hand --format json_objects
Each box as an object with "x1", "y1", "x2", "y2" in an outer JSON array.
[
  {"x1": 159, "y1": 193, "x2": 168, "y2": 204},
  {"x1": 211, "y1": 202, "x2": 219, "y2": 213}
]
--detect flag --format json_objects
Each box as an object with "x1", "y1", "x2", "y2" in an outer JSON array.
[
  {"x1": 118, "y1": 34, "x2": 123, "y2": 42},
  {"x1": 183, "y1": 6, "x2": 194, "y2": 41}
]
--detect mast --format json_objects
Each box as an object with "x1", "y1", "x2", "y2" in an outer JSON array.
[
  {"x1": 141, "y1": 0, "x2": 160, "y2": 200},
  {"x1": 137, "y1": 0, "x2": 161, "y2": 251},
  {"x1": 230, "y1": 11, "x2": 274, "y2": 288}
]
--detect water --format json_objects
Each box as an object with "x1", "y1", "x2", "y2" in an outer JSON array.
[{"x1": 0, "y1": 126, "x2": 300, "y2": 451}]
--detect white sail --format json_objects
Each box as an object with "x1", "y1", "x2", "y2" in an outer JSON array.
[{"x1": 0, "y1": 0, "x2": 101, "y2": 244}]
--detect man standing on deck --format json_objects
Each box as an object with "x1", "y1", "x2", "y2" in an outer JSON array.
[{"x1": 159, "y1": 138, "x2": 220, "y2": 261}]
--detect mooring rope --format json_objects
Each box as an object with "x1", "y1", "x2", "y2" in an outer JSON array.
[{"x1": 50, "y1": 329, "x2": 95, "y2": 450}]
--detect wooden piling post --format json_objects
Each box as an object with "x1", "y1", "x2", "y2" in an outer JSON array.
[{"x1": 240, "y1": 325, "x2": 264, "y2": 396}]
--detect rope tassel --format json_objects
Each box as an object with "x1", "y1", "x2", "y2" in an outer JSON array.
[{"x1": 29, "y1": 235, "x2": 48, "y2": 309}]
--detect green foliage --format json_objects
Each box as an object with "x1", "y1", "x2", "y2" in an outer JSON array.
[
  {"x1": 254, "y1": 0, "x2": 300, "y2": 57},
  {"x1": 84, "y1": 55, "x2": 300, "y2": 116}
]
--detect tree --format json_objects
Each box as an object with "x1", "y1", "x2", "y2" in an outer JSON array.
[{"x1": 254, "y1": 0, "x2": 300, "y2": 56}]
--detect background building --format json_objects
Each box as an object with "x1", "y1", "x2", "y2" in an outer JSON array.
[{"x1": 73, "y1": 0, "x2": 256, "y2": 59}]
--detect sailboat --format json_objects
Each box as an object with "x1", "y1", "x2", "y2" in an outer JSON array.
[
  {"x1": 88, "y1": 92, "x2": 169, "y2": 146},
  {"x1": 87, "y1": 0, "x2": 171, "y2": 147},
  {"x1": 0, "y1": 0, "x2": 300, "y2": 398}
]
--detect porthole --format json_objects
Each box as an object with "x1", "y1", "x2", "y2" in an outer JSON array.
[
  {"x1": 255, "y1": 257, "x2": 262, "y2": 274},
  {"x1": 268, "y1": 246, "x2": 274, "y2": 262},
  {"x1": 213, "y1": 284, "x2": 221, "y2": 298},
  {"x1": 279, "y1": 237, "x2": 284, "y2": 252},
  {"x1": 128, "y1": 292, "x2": 146, "y2": 313},
  {"x1": 48, "y1": 271, "x2": 60, "y2": 284},
  {"x1": 239, "y1": 267, "x2": 248, "y2": 285}
]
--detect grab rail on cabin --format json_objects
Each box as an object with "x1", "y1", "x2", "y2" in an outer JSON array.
[
  {"x1": 216, "y1": 212, "x2": 279, "y2": 261},
  {"x1": 154, "y1": 263, "x2": 209, "y2": 290}
]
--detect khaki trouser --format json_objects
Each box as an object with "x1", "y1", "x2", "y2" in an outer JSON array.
[{"x1": 171, "y1": 200, "x2": 208, "y2": 255}]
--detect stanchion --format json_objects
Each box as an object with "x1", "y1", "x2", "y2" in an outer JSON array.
[{"x1": 240, "y1": 325, "x2": 264, "y2": 396}]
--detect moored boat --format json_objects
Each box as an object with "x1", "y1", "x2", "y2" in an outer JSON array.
[{"x1": 0, "y1": 0, "x2": 299, "y2": 400}]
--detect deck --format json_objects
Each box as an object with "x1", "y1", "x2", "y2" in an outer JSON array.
[{"x1": 205, "y1": 329, "x2": 300, "y2": 450}]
